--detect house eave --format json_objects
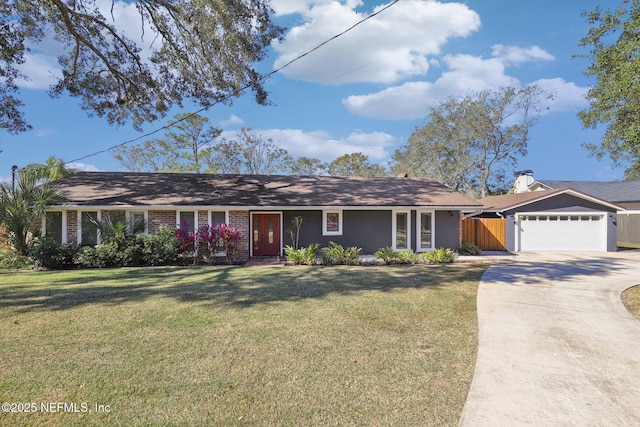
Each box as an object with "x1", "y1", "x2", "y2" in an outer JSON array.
[{"x1": 47, "y1": 204, "x2": 482, "y2": 211}]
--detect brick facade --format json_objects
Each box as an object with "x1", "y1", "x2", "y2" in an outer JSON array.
[
  {"x1": 58, "y1": 208, "x2": 253, "y2": 261},
  {"x1": 148, "y1": 210, "x2": 177, "y2": 234},
  {"x1": 198, "y1": 210, "x2": 208, "y2": 229},
  {"x1": 67, "y1": 210, "x2": 78, "y2": 246},
  {"x1": 229, "y1": 210, "x2": 250, "y2": 262}
]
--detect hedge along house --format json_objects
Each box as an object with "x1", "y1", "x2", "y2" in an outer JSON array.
[{"x1": 44, "y1": 172, "x2": 482, "y2": 261}]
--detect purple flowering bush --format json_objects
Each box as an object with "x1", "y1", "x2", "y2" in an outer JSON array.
[{"x1": 177, "y1": 222, "x2": 243, "y2": 264}]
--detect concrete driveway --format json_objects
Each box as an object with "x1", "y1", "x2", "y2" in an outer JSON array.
[{"x1": 459, "y1": 252, "x2": 640, "y2": 427}]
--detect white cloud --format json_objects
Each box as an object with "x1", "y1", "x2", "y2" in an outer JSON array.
[
  {"x1": 272, "y1": 0, "x2": 481, "y2": 84},
  {"x1": 217, "y1": 114, "x2": 245, "y2": 128},
  {"x1": 342, "y1": 45, "x2": 583, "y2": 120},
  {"x1": 67, "y1": 162, "x2": 100, "y2": 172},
  {"x1": 532, "y1": 78, "x2": 588, "y2": 113},
  {"x1": 271, "y1": 0, "x2": 337, "y2": 16},
  {"x1": 491, "y1": 44, "x2": 555, "y2": 65},
  {"x1": 34, "y1": 128, "x2": 54, "y2": 137},
  {"x1": 220, "y1": 128, "x2": 395, "y2": 162}
]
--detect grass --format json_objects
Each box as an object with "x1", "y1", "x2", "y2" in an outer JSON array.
[
  {"x1": 622, "y1": 285, "x2": 640, "y2": 319},
  {"x1": 0, "y1": 264, "x2": 487, "y2": 426}
]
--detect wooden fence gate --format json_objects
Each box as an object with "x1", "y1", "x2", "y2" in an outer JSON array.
[
  {"x1": 617, "y1": 213, "x2": 640, "y2": 248},
  {"x1": 462, "y1": 218, "x2": 507, "y2": 251}
]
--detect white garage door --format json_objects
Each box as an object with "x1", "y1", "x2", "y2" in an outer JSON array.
[{"x1": 517, "y1": 213, "x2": 606, "y2": 251}]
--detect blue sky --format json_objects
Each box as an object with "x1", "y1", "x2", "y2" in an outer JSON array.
[{"x1": 0, "y1": 0, "x2": 618, "y2": 184}]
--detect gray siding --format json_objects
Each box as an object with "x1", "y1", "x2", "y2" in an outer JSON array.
[
  {"x1": 283, "y1": 209, "x2": 462, "y2": 254},
  {"x1": 435, "y1": 210, "x2": 461, "y2": 249},
  {"x1": 283, "y1": 210, "x2": 391, "y2": 254},
  {"x1": 504, "y1": 194, "x2": 617, "y2": 215}
]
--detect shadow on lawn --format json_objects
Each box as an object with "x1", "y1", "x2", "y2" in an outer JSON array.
[{"x1": 0, "y1": 265, "x2": 486, "y2": 312}]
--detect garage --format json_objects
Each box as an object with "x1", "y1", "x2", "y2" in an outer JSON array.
[
  {"x1": 477, "y1": 188, "x2": 621, "y2": 252},
  {"x1": 516, "y1": 213, "x2": 606, "y2": 251}
]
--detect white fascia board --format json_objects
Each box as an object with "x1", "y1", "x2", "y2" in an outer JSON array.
[
  {"x1": 495, "y1": 189, "x2": 623, "y2": 213},
  {"x1": 47, "y1": 204, "x2": 480, "y2": 211}
]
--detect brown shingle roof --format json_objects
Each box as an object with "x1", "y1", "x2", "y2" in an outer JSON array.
[{"x1": 52, "y1": 172, "x2": 482, "y2": 208}]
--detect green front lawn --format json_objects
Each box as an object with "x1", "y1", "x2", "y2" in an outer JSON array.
[{"x1": 0, "y1": 265, "x2": 487, "y2": 426}]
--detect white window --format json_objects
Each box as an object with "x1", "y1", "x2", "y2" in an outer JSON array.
[
  {"x1": 323, "y1": 210, "x2": 343, "y2": 236},
  {"x1": 392, "y1": 210, "x2": 411, "y2": 251},
  {"x1": 417, "y1": 211, "x2": 434, "y2": 251},
  {"x1": 177, "y1": 211, "x2": 197, "y2": 233},
  {"x1": 44, "y1": 211, "x2": 67, "y2": 244},
  {"x1": 78, "y1": 210, "x2": 101, "y2": 246},
  {"x1": 126, "y1": 210, "x2": 148, "y2": 235}
]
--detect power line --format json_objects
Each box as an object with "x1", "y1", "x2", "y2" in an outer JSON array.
[{"x1": 66, "y1": 0, "x2": 400, "y2": 165}]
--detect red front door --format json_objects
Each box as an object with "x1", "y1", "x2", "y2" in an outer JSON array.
[{"x1": 252, "y1": 214, "x2": 281, "y2": 256}]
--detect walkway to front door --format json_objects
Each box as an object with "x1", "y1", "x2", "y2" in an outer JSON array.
[{"x1": 252, "y1": 213, "x2": 281, "y2": 256}]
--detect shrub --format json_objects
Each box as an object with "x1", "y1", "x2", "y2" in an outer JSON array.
[
  {"x1": 459, "y1": 241, "x2": 481, "y2": 255},
  {"x1": 375, "y1": 246, "x2": 397, "y2": 264},
  {"x1": 77, "y1": 245, "x2": 108, "y2": 268},
  {"x1": 375, "y1": 247, "x2": 417, "y2": 264},
  {"x1": 284, "y1": 245, "x2": 304, "y2": 265},
  {"x1": 28, "y1": 236, "x2": 76, "y2": 269},
  {"x1": 118, "y1": 235, "x2": 146, "y2": 266},
  {"x1": 0, "y1": 247, "x2": 34, "y2": 270},
  {"x1": 142, "y1": 226, "x2": 181, "y2": 266},
  {"x1": 396, "y1": 249, "x2": 418, "y2": 264},
  {"x1": 421, "y1": 248, "x2": 457, "y2": 264},
  {"x1": 321, "y1": 242, "x2": 361, "y2": 266},
  {"x1": 284, "y1": 243, "x2": 319, "y2": 265},
  {"x1": 190, "y1": 223, "x2": 244, "y2": 264},
  {"x1": 343, "y1": 245, "x2": 362, "y2": 265},
  {"x1": 79, "y1": 242, "x2": 135, "y2": 268},
  {"x1": 215, "y1": 223, "x2": 244, "y2": 264}
]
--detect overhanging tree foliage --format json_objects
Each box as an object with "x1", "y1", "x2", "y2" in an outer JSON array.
[
  {"x1": 1, "y1": 0, "x2": 284, "y2": 133},
  {"x1": 392, "y1": 86, "x2": 546, "y2": 198},
  {"x1": 578, "y1": 0, "x2": 640, "y2": 166},
  {"x1": 579, "y1": 0, "x2": 640, "y2": 164}
]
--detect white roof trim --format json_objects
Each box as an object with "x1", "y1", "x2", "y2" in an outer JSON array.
[
  {"x1": 46, "y1": 204, "x2": 481, "y2": 211},
  {"x1": 487, "y1": 188, "x2": 623, "y2": 212}
]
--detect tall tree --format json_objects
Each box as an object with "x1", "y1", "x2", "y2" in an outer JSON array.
[
  {"x1": 392, "y1": 86, "x2": 546, "y2": 198},
  {"x1": 579, "y1": 0, "x2": 640, "y2": 164},
  {"x1": 21, "y1": 156, "x2": 77, "y2": 181},
  {"x1": 327, "y1": 153, "x2": 388, "y2": 177},
  {"x1": 209, "y1": 128, "x2": 293, "y2": 175},
  {"x1": 623, "y1": 158, "x2": 640, "y2": 181},
  {"x1": 112, "y1": 113, "x2": 221, "y2": 173},
  {"x1": 0, "y1": 172, "x2": 61, "y2": 255},
  {"x1": 289, "y1": 157, "x2": 327, "y2": 176},
  {"x1": 1, "y1": 0, "x2": 284, "y2": 134}
]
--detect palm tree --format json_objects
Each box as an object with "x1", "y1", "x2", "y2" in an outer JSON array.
[
  {"x1": 0, "y1": 172, "x2": 62, "y2": 255},
  {"x1": 21, "y1": 156, "x2": 77, "y2": 182}
]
